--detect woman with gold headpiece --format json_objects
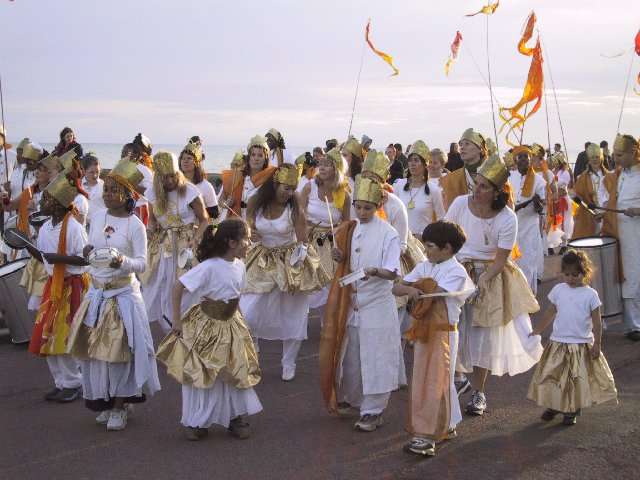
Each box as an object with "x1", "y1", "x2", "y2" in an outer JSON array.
[
  {"x1": 220, "y1": 136, "x2": 276, "y2": 221},
  {"x1": 299, "y1": 148, "x2": 351, "y2": 310},
  {"x1": 179, "y1": 140, "x2": 219, "y2": 219},
  {"x1": 23, "y1": 170, "x2": 89, "y2": 403},
  {"x1": 393, "y1": 140, "x2": 445, "y2": 241},
  {"x1": 444, "y1": 155, "x2": 542, "y2": 416},
  {"x1": 141, "y1": 151, "x2": 209, "y2": 333},
  {"x1": 571, "y1": 143, "x2": 609, "y2": 239},
  {"x1": 341, "y1": 137, "x2": 364, "y2": 191},
  {"x1": 241, "y1": 164, "x2": 328, "y2": 381},
  {"x1": 67, "y1": 157, "x2": 160, "y2": 431}
]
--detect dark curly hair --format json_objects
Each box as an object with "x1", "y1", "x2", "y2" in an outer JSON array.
[
  {"x1": 561, "y1": 248, "x2": 596, "y2": 283},
  {"x1": 196, "y1": 218, "x2": 248, "y2": 262},
  {"x1": 422, "y1": 220, "x2": 467, "y2": 254}
]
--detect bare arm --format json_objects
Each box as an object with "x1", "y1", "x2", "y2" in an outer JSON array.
[
  {"x1": 299, "y1": 182, "x2": 311, "y2": 213},
  {"x1": 294, "y1": 200, "x2": 308, "y2": 243},
  {"x1": 590, "y1": 307, "x2": 602, "y2": 359},
  {"x1": 477, "y1": 247, "x2": 511, "y2": 295},
  {"x1": 170, "y1": 280, "x2": 185, "y2": 336},
  {"x1": 530, "y1": 303, "x2": 557, "y2": 336}
]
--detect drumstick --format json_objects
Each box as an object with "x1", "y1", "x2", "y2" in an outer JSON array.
[
  {"x1": 586, "y1": 203, "x2": 626, "y2": 214},
  {"x1": 572, "y1": 196, "x2": 596, "y2": 216},
  {"x1": 324, "y1": 196, "x2": 335, "y2": 241}
]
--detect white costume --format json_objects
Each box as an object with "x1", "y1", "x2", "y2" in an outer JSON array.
[
  {"x1": 73, "y1": 193, "x2": 89, "y2": 228},
  {"x1": 194, "y1": 178, "x2": 218, "y2": 209},
  {"x1": 393, "y1": 178, "x2": 445, "y2": 236},
  {"x1": 269, "y1": 148, "x2": 296, "y2": 167},
  {"x1": 81, "y1": 178, "x2": 105, "y2": 225},
  {"x1": 135, "y1": 164, "x2": 153, "y2": 210}
]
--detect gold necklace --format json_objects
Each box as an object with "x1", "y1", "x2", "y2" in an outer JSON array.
[
  {"x1": 407, "y1": 180, "x2": 424, "y2": 209},
  {"x1": 477, "y1": 206, "x2": 495, "y2": 245}
]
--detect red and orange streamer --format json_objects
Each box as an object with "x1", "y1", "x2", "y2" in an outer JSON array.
[
  {"x1": 445, "y1": 31, "x2": 463, "y2": 75},
  {"x1": 635, "y1": 30, "x2": 640, "y2": 95},
  {"x1": 365, "y1": 19, "x2": 399, "y2": 77},
  {"x1": 466, "y1": 1, "x2": 499, "y2": 17}
]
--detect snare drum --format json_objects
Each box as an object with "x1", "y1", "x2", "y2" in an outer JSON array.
[
  {"x1": 0, "y1": 258, "x2": 36, "y2": 343},
  {"x1": 87, "y1": 247, "x2": 120, "y2": 268},
  {"x1": 568, "y1": 236, "x2": 623, "y2": 317}
]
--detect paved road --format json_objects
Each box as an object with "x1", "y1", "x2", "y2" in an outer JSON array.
[{"x1": 1, "y1": 257, "x2": 639, "y2": 480}]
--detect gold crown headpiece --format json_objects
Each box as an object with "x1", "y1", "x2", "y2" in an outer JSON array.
[
  {"x1": 58, "y1": 149, "x2": 78, "y2": 170},
  {"x1": 343, "y1": 136, "x2": 364, "y2": 159},
  {"x1": 182, "y1": 142, "x2": 203, "y2": 163},
  {"x1": 45, "y1": 169, "x2": 78, "y2": 207},
  {"x1": 22, "y1": 142, "x2": 43, "y2": 162},
  {"x1": 363, "y1": 149, "x2": 390, "y2": 181},
  {"x1": 274, "y1": 164, "x2": 301, "y2": 187},
  {"x1": 266, "y1": 128, "x2": 282, "y2": 142},
  {"x1": 408, "y1": 140, "x2": 431, "y2": 163},
  {"x1": 486, "y1": 137, "x2": 497, "y2": 156},
  {"x1": 41, "y1": 153, "x2": 63, "y2": 171},
  {"x1": 503, "y1": 151, "x2": 515, "y2": 168},
  {"x1": 325, "y1": 147, "x2": 347, "y2": 174},
  {"x1": 478, "y1": 154, "x2": 509, "y2": 189},
  {"x1": 17, "y1": 138, "x2": 30, "y2": 150},
  {"x1": 552, "y1": 152, "x2": 567, "y2": 165},
  {"x1": 460, "y1": 128, "x2": 487, "y2": 153},
  {"x1": 247, "y1": 134, "x2": 268, "y2": 151},
  {"x1": 530, "y1": 143, "x2": 545, "y2": 158},
  {"x1": 586, "y1": 143, "x2": 603, "y2": 160},
  {"x1": 354, "y1": 174, "x2": 383, "y2": 204},
  {"x1": 108, "y1": 155, "x2": 144, "y2": 192},
  {"x1": 153, "y1": 150, "x2": 179, "y2": 175},
  {"x1": 231, "y1": 150, "x2": 246, "y2": 169},
  {"x1": 613, "y1": 134, "x2": 639, "y2": 154}
]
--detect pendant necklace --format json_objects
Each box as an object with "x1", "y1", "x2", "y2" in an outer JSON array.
[
  {"x1": 479, "y1": 208, "x2": 495, "y2": 245},
  {"x1": 407, "y1": 181, "x2": 424, "y2": 209}
]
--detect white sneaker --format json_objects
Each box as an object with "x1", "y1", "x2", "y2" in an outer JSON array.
[
  {"x1": 95, "y1": 410, "x2": 112, "y2": 425},
  {"x1": 106, "y1": 408, "x2": 128, "y2": 431},
  {"x1": 281, "y1": 367, "x2": 296, "y2": 381}
]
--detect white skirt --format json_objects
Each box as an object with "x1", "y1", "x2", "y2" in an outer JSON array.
[
  {"x1": 457, "y1": 303, "x2": 543, "y2": 376},
  {"x1": 181, "y1": 380, "x2": 262, "y2": 428},
  {"x1": 240, "y1": 289, "x2": 308, "y2": 340},
  {"x1": 142, "y1": 250, "x2": 177, "y2": 328},
  {"x1": 81, "y1": 356, "x2": 161, "y2": 400},
  {"x1": 309, "y1": 284, "x2": 329, "y2": 309}
]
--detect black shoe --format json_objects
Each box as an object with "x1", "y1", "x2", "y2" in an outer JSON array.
[
  {"x1": 54, "y1": 387, "x2": 79, "y2": 403},
  {"x1": 44, "y1": 388, "x2": 61, "y2": 401},
  {"x1": 548, "y1": 248, "x2": 555, "y2": 255},
  {"x1": 558, "y1": 246, "x2": 568, "y2": 255},
  {"x1": 626, "y1": 331, "x2": 640, "y2": 342},
  {"x1": 562, "y1": 414, "x2": 577, "y2": 425},
  {"x1": 540, "y1": 408, "x2": 559, "y2": 421}
]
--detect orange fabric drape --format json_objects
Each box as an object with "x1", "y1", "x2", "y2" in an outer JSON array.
[
  {"x1": 221, "y1": 167, "x2": 277, "y2": 218},
  {"x1": 50, "y1": 211, "x2": 74, "y2": 302},
  {"x1": 517, "y1": 12, "x2": 537, "y2": 56},
  {"x1": 439, "y1": 168, "x2": 468, "y2": 211},
  {"x1": 571, "y1": 171, "x2": 598, "y2": 239},
  {"x1": 17, "y1": 185, "x2": 36, "y2": 235},
  {"x1": 365, "y1": 19, "x2": 399, "y2": 77},
  {"x1": 520, "y1": 165, "x2": 536, "y2": 198},
  {"x1": 319, "y1": 220, "x2": 357, "y2": 411},
  {"x1": 466, "y1": 0, "x2": 500, "y2": 17},
  {"x1": 141, "y1": 152, "x2": 153, "y2": 171}
]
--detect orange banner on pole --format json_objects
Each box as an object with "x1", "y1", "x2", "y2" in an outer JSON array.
[
  {"x1": 365, "y1": 19, "x2": 399, "y2": 77},
  {"x1": 466, "y1": 1, "x2": 499, "y2": 17},
  {"x1": 445, "y1": 31, "x2": 463, "y2": 75},
  {"x1": 518, "y1": 12, "x2": 537, "y2": 56}
]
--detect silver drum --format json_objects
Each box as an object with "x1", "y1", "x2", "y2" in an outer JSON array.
[
  {"x1": 568, "y1": 236, "x2": 623, "y2": 318},
  {"x1": 0, "y1": 258, "x2": 36, "y2": 343}
]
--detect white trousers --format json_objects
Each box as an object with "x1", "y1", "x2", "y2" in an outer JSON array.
[
  {"x1": 339, "y1": 326, "x2": 391, "y2": 415},
  {"x1": 622, "y1": 297, "x2": 640, "y2": 332},
  {"x1": 47, "y1": 354, "x2": 82, "y2": 389},
  {"x1": 253, "y1": 338, "x2": 303, "y2": 370}
]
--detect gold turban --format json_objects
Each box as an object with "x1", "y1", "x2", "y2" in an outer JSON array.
[
  {"x1": 108, "y1": 155, "x2": 144, "y2": 192},
  {"x1": 153, "y1": 151, "x2": 179, "y2": 175},
  {"x1": 325, "y1": 148, "x2": 347, "y2": 174},
  {"x1": 247, "y1": 135, "x2": 268, "y2": 151},
  {"x1": 477, "y1": 154, "x2": 509, "y2": 189},
  {"x1": 45, "y1": 169, "x2": 77, "y2": 207},
  {"x1": 512, "y1": 145, "x2": 532, "y2": 158},
  {"x1": 586, "y1": 143, "x2": 603, "y2": 160},
  {"x1": 363, "y1": 149, "x2": 390, "y2": 181},
  {"x1": 613, "y1": 134, "x2": 639, "y2": 154},
  {"x1": 460, "y1": 128, "x2": 487, "y2": 154},
  {"x1": 343, "y1": 137, "x2": 364, "y2": 159},
  {"x1": 408, "y1": 140, "x2": 431, "y2": 163},
  {"x1": 182, "y1": 142, "x2": 203, "y2": 163},
  {"x1": 354, "y1": 175, "x2": 383, "y2": 204},
  {"x1": 274, "y1": 164, "x2": 301, "y2": 186}
]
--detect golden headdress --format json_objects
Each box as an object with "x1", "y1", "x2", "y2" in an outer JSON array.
[
  {"x1": 17, "y1": 138, "x2": 30, "y2": 151},
  {"x1": 22, "y1": 142, "x2": 43, "y2": 162},
  {"x1": 41, "y1": 154, "x2": 63, "y2": 172},
  {"x1": 153, "y1": 151, "x2": 179, "y2": 175},
  {"x1": 45, "y1": 169, "x2": 78, "y2": 207},
  {"x1": 295, "y1": 153, "x2": 307, "y2": 165},
  {"x1": 363, "y1": 149, "x2": 390, "y2": 181},
  {"x1": 266, "y1": 128, "x2": 282, "y2": 142},
  {"x1": 552, "y1": 152, "x2": 567, "y2": 166},
  {"x1": 486, "y1": 137, "x2": 497, "y2": 156},
  {"x1": 408, "y1": 140, "x2": 431, "y2": 163},
  {"x1": 58, "y1": 150, "x2": 78, "y2": 170},
  {"x1": 231, "y1": 150, "x2": 246, "y2": 169},
  {"x1": 477, "y1": 154, "x2": 509, "y2": 189},
  {"x1": 460, "y1": 128, "x2": 487, "y2": 154},
  {"x1": 108, "y1": 155, "x2": 144, "y2": 192},
  {"x1": 354, "y1": 174, "x2": 383, "y2": 204},
  {"x1": 247, "y1": 134, "x2": 268, "y2": 151},
  {"x1": 182, "y1": 142, "x2": 203, "y2": 163},
  {"x1": 613, "y1": 134, "x2": 638, "y2": 154},
  {"x1": 325, "y1": 147, "x2": 347, "y2": 174},
  {"x1": 274, "y1": 163, "x2": 301, "y2": 187},
  {"x1": 343, "y1": 136, "x2": 364, "y2": 159},
  {"x1": 530, "y1": 143, "x2": 545, "y2": 158},
  {"x1": 503, "y1": 151, "x2": 515, "y2": 169},
  {"x1": 586, "y1": 143, "x2": 603, "y2": 160}
]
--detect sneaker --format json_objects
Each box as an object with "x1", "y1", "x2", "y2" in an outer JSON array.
[
  {"x1": 44, "y1": 388, "x2": 61, "y2": 401},
  {"x1": 540, "y1": 408, "x2": 559, "y2": 422},
  {"x1": 54, "y1": 387, "x2": 79, "y2": 403},
  {"x1": 106, "y1": 408, "x2": 128, "y2": 431},
  {"x1": 281, "y1": 367, "x2": 296, "y2": 381},
  {"x1": 465, "y1": 390, "x2": 487, "y2": 415},
  {"x1": 403, "y1": 438, "x2": 435, "y2": 456},
  {"x1": 337, "y1": 402, "x2": 354, "y2": 416},
  {"x1": 96, "y1": 410, "x2": 112, "y2": 425},
  {"x1": 228, "y1": 416, "x2": 251, "y2": 439},
  {"x1": 355, "y1": 414, "x2": 384, "y2": 432},
  {"x1": 454, "y1": 376, "x2": 472, "y2": 396}
]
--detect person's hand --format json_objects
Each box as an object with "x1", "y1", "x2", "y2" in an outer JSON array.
[
  {"x1": 83, "y1": 244, "x2": 94, "y2": 259},
  {"x1": 331, "y1": 247, "x2": 344, "y2": 262},
  {"x1": 624, "y1": 208, "x2": 640, "y2": 218},
  {"x1": 406, "y1": 286, "x2": 422, "y2": 302},
  {"x1": 250, "y1": 228, "x2": 261, "y2": 243},
  {"x1": 477, "y1": 272, "x2": 490, "y2": 296},
  {"x1": 171, "y1": 318, "x2": 183, "y2": 338},
  {"x1": 109, "y1": 253, "x2": 124, "y2": 269},
  {"x1": 27, "y1": 199, "x2": 38, "y2": 213},
  {"x1": 590, "y1": 343, "x2": 601, "y2": 360}
]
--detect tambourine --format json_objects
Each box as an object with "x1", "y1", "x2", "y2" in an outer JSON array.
[
  {"x1": 87, "y1": 247, "x2": 121, "y2": 268},
  {"x1": 28, "y1": 211, "x2": 50, "y2": 227}
]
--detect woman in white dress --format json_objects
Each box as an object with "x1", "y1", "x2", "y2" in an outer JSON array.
[
  {"x1": 179, "y1": 139, "x2": 219, "y2": 220},
  {"x1": 444, "y1": 154, "x2": 543, "y2": 415},
  {"x1": 141, "y1": 151, "x2": 209, "y2": 333},
  {"x1": 68, "y1": 157, "x2": 160, "y2": 431},
  {"x1": 241, "y1": 164, "x2": 328, "y2": 381}
]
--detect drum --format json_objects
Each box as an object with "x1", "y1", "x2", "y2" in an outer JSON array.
[
  {"x1": 28, "y1": 211, "x2": 50, "y2": 227},
  {"x1": 87, "y1": 247, "x2": 120, "y2": 268},
  {"x1": 0, "y1": 258, "x2": 36, "y2": 343},
  {"x1": 568, "y1": 236, "x2": 623, "y2": 317},
  {"x1": 3, "y1": 213, "x2": 17, "y2": 231}
]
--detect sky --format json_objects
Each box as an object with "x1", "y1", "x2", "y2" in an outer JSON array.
[{"x1": 0, "y1": 0, "x2": 638, "y2": 156}]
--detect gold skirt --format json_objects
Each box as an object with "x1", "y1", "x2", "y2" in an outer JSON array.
[
  {"x1": 19, "y1": 257, "x2": 48, "y2": 296},
  {"x1": 139, "y1": 225, "x2": 194, "y2": 284},
  {"x1": 156, "y1": 299, "x2": 260, "y2": 389},
  {"x1": 528, "y1": 340, "x2": 617, "y2": 412},
  {"x1": 309, "y1": 226, "x2": 336, "y2": 284},
  {"x1": 244, "y1": 242, "x2": 329, "y2": 294}
]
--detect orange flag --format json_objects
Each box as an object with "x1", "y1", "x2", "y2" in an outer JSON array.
[
  {"x1": 365, "y1": 19, "x2": 399, "y2": 77},
  {"x1": 466, "y1": 0, "x2": 499, "y2": 17},
  {"x1": 445, "y1": 31, "x2": 463, "y2": 75},
  {"x1": 518, "y1": 12, "x2": 537, "y2": 56}
]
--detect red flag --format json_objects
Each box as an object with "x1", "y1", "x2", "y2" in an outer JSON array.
[
  {"x1": 445, "y1": 31, "x2": 463, "y2": 75},
  {"x1": 365, "y1": 19, "x2": 399, "y2": 77},
  {"x1": 518, "y1": 12, "x2": 537, "y2": 56},
  {"x1": 635, "y1": 29, "x2": 640, "y2": 55}
]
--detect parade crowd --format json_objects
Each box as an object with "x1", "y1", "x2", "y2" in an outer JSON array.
[{"x1": 0, "y1": 125, "x2": 636, "y2": 457}]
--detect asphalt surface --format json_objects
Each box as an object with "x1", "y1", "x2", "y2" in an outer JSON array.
[{"x1": 1, "y1": 256, "x2": 639, "y2": 480}]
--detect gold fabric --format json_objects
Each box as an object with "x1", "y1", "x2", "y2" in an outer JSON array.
[
  {"x1": 22, "y1": 144, "x2": 42, "y2": 161},
  {"x1": 46, "y1": 169, "x2": 77, "y2": 207},
  {"x1": 353, "y1": 175, "x2": 382, "y2": 204},
  {"x1": 309, "y1": 226, "x2": 337, "y2": 283},
  {"x1": 58, "y1": 150, "x2": 77, "y2": 170},
  {"x1": 244, "y1": 241, "x2": 329, "y2": 294},
  {"x1": 19, "y1": 257, "x2": 48, "y2": 296},
  {"x1": 275, "y1": 164, "x2": 301, "y2": 186},
  {"x1": 477, "y1": 154, "x2": 509, "y2": 189},
  {"x1": 463, "y1": 260, "x2": 539, "y2": 327},
  {"x1": 343, "y1": 137, "x2": 363, "y2": 160},
  {"x1": 41, "y1": 154, "x2": 63, "y2": 172},
  {"x1": 247, "y1": 134, "x2": 268, "y2": 151},
  {"x1": 460, "y1": 128, "x2": 486, "y2": 152},
  {"x1": 408, "y1": 140, "x2": 430, "y2": 163},
  {"x1": 139, "y1": 225, "x2": 194, "y2": 284},
  {"x1": 528, "y1": 340, "x2": 617, "y2": 412},
  {"x1": 363, "y1": 149, "x2": 390, "y2": 181},
  {"x1": 108, "y1": 156, "x2": 144, "y2": 189},
  {"x1": 156, "y1": 300, "x2": 260, "y2": 389}
]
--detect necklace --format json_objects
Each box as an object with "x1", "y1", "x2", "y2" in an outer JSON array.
[
  {"x1": 477, "y1": 207, "x2": 495, "y2": 245},
  {"x1": 407, "y1": 181, "x2": 424, "y2": 209}
]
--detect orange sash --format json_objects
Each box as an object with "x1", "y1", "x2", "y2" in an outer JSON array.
[
  {"x1": 534, "y1": 161, "x2": 558, "y2": 232},
  {"x1": 439, "y1": 168, "x2": 468, "y2": 210},
  {"x1": 50, "y1": 211, "x2": 74, "y2": 302},
  {"x1": 221, "y1": 167, "x2": 277, "y2": 218},
  {"x1": 520, "y1": 165, "x2": 536, "y2": 197},
  {"x1": 17, "y1": 185, "x2": 36, "y2": 235},
  {"x1": 319, "y1": 220, "x2": 357, "y2": 411}
]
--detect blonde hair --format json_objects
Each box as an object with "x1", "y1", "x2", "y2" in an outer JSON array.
[
  {"x1": 430, "y1": 148, "x2": 448, "y2": 164},
  {"x1": 314, "y1": 155, "x2": 346, "y2": 192},
  {"x1": 152, "y1": 169, "x2": 188, "y2": 216}
]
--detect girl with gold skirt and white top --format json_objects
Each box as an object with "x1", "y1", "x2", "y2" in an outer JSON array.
[
  {"x1": 242, "y1": 164, "x2": 329, "y2": 381},
  {"x1": 67, "y1": 158, "x2": 160, "y2": 431},
  {"x1": 141, "y1": 151, "x2": 209, "y2": 333},
  {"x1": 156, "y1": 219, "x2": 262, "y2": 441},
  {"x1": 299, "y1": 148, "x2": 351, "y2": 309}
]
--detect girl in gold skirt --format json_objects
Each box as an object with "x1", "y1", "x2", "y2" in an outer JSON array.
[
  {"x1": 528, "y1": 249, "x2": 617, "y2": 425},
  {"x1": 156, "y1": 218, "x2": 262, "y2": 441}
]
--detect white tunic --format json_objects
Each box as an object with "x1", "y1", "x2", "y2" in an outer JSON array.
[
  {"x1": 548, "y1": 283, "x2": 601, "y2": 343},
  {"x1": 9, "y1": 164, "x2": 36, "y2": 201},
  {"x1": 393, "y1": 178, "x2": 445, "y2": 235},
  {"x1": 73, "y1": 194, "x2": 90, "y2": 228},
  {"x1": 37, "y1": 217, "x2": 88, "y2": 277},
  {"x1": 616, "y1": 164, "x2": 640, "y2": 299},
  {"x1": 82, "y1": 178, "x2": 105, "y2": 223},
  {"x1": 180, "y1": 257, "x2": 246, "y2": 302},
  {"x1": 269, "y1": 148, "x2": 296, "y2": 167},
  {"x1": 135, "y1": 164, "x2": 153, "y2": 208},
  {"x1": 147, "y1": 183, "x2": 200, "y2": 225},
  {"x1": 307, "y1": 181, "x2": 341, "y2": 227},
  {"x1": 194, "y1": 179, "x2": 218, "y2": 208}
]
